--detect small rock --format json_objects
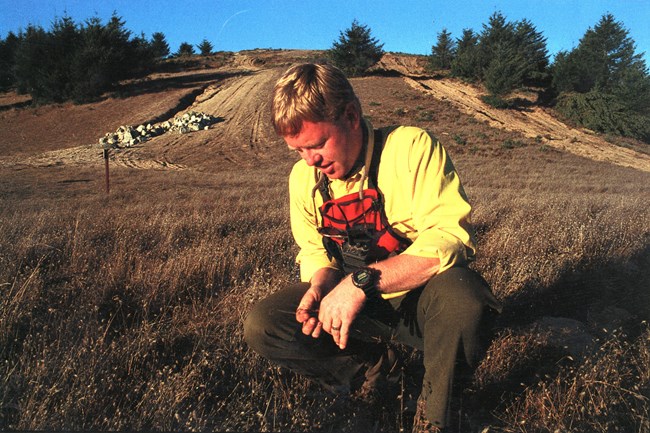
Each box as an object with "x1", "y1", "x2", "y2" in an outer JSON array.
[{"x1": 534, "y1": 316, "x2": 595, "y2": 358}]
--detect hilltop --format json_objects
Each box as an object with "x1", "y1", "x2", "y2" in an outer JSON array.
[{"x1": 1, "y1": 49, "x2": 649, "y2": 173}]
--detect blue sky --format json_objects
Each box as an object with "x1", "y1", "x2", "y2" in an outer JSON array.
[{"x1": 2, "y1": 0, "x2": 649, "y2": 63}]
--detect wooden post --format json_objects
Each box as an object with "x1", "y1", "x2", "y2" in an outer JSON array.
[{"x1": 103, "y1": 148, "x2": 110, "y2": 195}]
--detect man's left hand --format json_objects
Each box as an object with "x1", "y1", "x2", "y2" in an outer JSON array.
[{"x1": 318, "y1": 278, "x2": 366, "y2": 350}]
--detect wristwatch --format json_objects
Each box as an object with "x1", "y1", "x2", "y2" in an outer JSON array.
[{"x1": 351, "y1": 268, "x2": 380, "y2": 299}]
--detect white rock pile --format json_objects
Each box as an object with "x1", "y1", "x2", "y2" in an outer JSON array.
[
  {"x1": 164, "y1": 111, "x2": 219, "y2": 134},
  {"x1": 99, "y1": 111, "x2": 219, "y2": 149}
]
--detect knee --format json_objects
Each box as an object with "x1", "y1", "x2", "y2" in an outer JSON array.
[
  {"x1": 243, "y1": 300, "x2": 273, "y2": 354},
  {"x1": 243, "y1": 287, "x2": 305, "y2": 357},
  {"x1": 422, "y1": 267, "x2": 490, "y2": 322}
]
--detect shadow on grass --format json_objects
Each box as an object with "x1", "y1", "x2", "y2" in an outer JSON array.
[
  {"x1": 464, "y1": 244, "x2": 650, "y2": 428},
  {"x1": 498, "y1": 243, "x2": 650, "y2": 330}
]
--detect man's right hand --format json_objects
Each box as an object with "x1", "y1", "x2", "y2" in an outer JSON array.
[
  {"x1": 295, "y1": 287, "x2": 323, "y2": 337},
  {"x1": 295, "y1": 267, "x2": 343, "y2": 338}
]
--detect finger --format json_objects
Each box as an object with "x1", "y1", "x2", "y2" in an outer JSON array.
[
  {"x1": 296, "y1": 306, "x2": 313, "y2": 322},
  {"x1": 301, "y1": 317, "x2": 317, "y2": 335},
  {"x1": 311, "y1": 321, "x2": 323, "y2": 338},
  {"x1": 329, "y1": 321, "x2": 342, "y2": 345},
  {"x1": 329, "y1": 322, "x2": 342, "y2": 334},
  {"x1": 338, "y1": 322, "x2": 350, "y2": 350}
]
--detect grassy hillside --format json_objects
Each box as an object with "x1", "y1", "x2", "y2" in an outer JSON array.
[{"x1": 1, "y1": 52, "x2": 649, "y2": 432}]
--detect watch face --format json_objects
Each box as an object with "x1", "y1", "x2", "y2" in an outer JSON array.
[{"x1": 354, "y1": 269, "x2": 372, "y2": 286}]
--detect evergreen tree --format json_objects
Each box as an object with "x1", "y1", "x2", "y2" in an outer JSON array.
[
  {"x1": 0, "y1": 32, "x2": 19, "y2": 90},
  {"x1": 46, "y1": 15, "x2": 81, "y2": 101},
  {"x1": 13, "y1": 13, "x2": 159, "y2": 103},
  {"x1": 150, "y1": 32, "x2": 170, "y2": 59},
  {"x1": 70, "y1": 14, "x2": 150, "y2": 102},
  {"x1": 483, "y1": 41, "x2": 526, "y2": 96},
  {"x1": 473, "y1": 12, "x2": 549, "y2": 96},
  {"x1": 612, "y1": 62, "x2": 650, "y2": 114},
  {"x1": 71, "y1": 16, "x2": 110, "y2": 102},
  {"x1": 13, "y1": 24, "x2": 51, "y2": 99},
  {"x1": 328, "y1": 20, "x2": 384, "y2": 77},
  {"x1": 451, "y1": 29, "x2": 480, "y2": 80},
  {"x1": 176, "y1": 42, "x2": 195, "y2": 57},
  {"x1": 478, "y1": 12, "x2": 528, "y2": 96},
  {"x1": 554, "y1": 13, "x2": 648, "y2": 96},
  {"x1": 197, "y1": 39, "x2": 213, "y2": 56},
  {"x1": 103, "y1": 14, "x2": 133, "y2": 81},
  {"x1": 552, "y1": 14, "x2": 650, "y2": 141},
  {"x1": 550, "y1": 50, "x2": 575, "y2": 92},
  {"x1": 428, "y1": 28, "x2": 456, "y2": 71},
  {"x1": 515, "y1": 19, "x2": 550, "y2": 86},
  {"x1": 477, "y1": 12, "x2": 516, "y2": 78},
  {"x1": 580, "y1": 14, "x2": 645, "y2": 91},
  {"x1": 129, "y1": 32, "x2": 155, "y2": 77}
]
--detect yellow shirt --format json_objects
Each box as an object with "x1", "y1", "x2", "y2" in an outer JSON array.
[{"x1": 289, "y1": 123, "x2": 475, "y2": 298}]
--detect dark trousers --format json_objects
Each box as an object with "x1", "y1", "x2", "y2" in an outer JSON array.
[{"x1": 243, "y1": 267, "x2": 502, "y2": 428}]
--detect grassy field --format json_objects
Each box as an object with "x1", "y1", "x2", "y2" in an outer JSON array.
[
  {"x1": 1, "y1": 64, "x2": 650, "y2": 432},
  {"x1": 1, "y1": 142, "x2": 648, "y2": 432}
]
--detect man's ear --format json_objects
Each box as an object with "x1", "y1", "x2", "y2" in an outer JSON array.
[{"x1": 344, "y1": 101, "x2": 361, "y2": 128}]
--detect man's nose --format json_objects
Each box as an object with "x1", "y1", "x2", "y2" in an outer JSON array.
[{"x1": 303, "y1": 150, "x2": 322, "y2": 167}]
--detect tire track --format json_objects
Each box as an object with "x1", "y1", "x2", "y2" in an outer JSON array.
[{"x1": 189, "y1": 68, "x2": 283, "y2": 155}]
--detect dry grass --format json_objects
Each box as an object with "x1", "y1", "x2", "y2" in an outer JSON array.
[
  {"x1": 495, "y1": 327, "x2": 650, "y2": 432},
  {"x1": 1, "y1": 136, "x2": 649, "y2": 431}
]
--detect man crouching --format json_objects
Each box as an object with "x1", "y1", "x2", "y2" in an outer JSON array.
[{"x1": 244, "y1": 63, "x2": 501, "y2": 432}]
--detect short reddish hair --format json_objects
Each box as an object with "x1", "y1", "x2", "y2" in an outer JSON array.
[{"x1": 271, "y1": 63, "x2": 361, "y2": 136}]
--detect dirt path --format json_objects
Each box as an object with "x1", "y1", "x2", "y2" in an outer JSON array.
[
  {"x1": 107, "y1": 67, "x2": 286, "y2": 171},
  {"x1": 0, "y1": 67, "x2": 284, "y2": 171},
  {"x1": 404, "y1": 76, "x2": 650, "y2": 172},
  {"x1": 188, "y1": 68, "x2": 282, "y2": 154}
]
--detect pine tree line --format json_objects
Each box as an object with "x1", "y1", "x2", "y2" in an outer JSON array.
[
  {"x1": 425, "y1": 12, "x2": 650, "y2": 142},
  {"x1": 429, "y1": 12, "x2": 550, "y2": 95},
  {"x1": 0, "y1": 15, "x2": 155, "y2": 103},
  {"x1": 326, "y1": 13, "x2": 649, "y2": 142},
  {"x1": 0, "y1": 15, "x2": 218, "y2": 103}
]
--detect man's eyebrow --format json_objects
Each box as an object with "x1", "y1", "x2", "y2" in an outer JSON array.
[
  {"x1": 305, "y1": 140, "x2": 326, "y2": 149},
  {"x1": 288, "y1": 139, "x2": 326, "y2": 151}
]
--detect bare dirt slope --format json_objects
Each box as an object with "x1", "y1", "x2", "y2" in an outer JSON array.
[
  {"x1": 405, "y1": 77, "x2": 650, "y2": 172},
  {"x1": 140, "y1": 67, "x2": 286, "y2": 169},
  {"x1": 374, "y1": 53, "x2": 650, "y2": 172},
  {"x1": 1, "y1": 50, "x2": 648, "y2": 173}
]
